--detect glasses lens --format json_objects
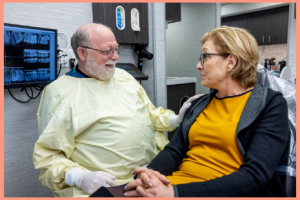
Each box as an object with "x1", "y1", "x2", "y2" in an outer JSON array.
[
  {"x1": 201, "y1": 54, "x2": 204, "y2": 66},
  {"x1": 107, "y1": 47, "x2": 120, "y2": 57}
]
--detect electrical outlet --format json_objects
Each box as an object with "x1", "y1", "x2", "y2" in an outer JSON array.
[{"x1": 59, "y1": 49, "x2": 76, "y2": 67}]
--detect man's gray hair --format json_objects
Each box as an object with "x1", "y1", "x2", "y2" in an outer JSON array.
[
  {"x1": 71, "y1": 29, "x2": 90, "y2": 61},
  {"x1": 71, "y1": 23, "x2": 112, "y2": 61}
]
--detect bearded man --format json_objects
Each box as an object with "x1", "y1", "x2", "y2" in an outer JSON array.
[{"x1": 32, "y1": 23, "x2": 192, "y2": 197}]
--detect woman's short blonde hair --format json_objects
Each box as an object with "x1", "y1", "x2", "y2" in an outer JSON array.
[{"x1": 201, "y1": 26, "x2": 259, "y2": 88}]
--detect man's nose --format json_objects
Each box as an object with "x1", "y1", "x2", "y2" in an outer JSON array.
[{"x1": 111, "y1": 50, "x2": 119, "y2": 60}]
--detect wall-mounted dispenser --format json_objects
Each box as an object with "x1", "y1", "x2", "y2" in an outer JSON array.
[
  {"x1": 116, "y1": 6, "x2": 125, "y2": 30},
  {"x1": 131, "y1": 8, "x2": 140, "y2": 31}
]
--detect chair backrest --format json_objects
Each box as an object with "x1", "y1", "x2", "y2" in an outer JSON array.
[{"x1": 256, "y1": 66, "x2": 296, "y2": 197}]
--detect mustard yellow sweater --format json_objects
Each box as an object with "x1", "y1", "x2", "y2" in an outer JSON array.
[{"x1": 167, "y1": 91, "x2": 252, "y2": 184}]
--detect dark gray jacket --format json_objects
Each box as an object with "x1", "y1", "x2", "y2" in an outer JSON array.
[{"x1": 148, "y1": 84, "x2": 289, "y2": 197}]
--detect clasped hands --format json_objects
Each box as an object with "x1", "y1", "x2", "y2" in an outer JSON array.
[{"x1": 124, "y1": 167, "x2": 174, "y2": 197}]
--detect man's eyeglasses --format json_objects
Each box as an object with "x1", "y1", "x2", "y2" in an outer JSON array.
[
  {"x1": 80, "y1": 46, "x2": 120, "y2": 57},
  {"x1": 199, "y1": 53, "x2": 228, "y2": 66}
]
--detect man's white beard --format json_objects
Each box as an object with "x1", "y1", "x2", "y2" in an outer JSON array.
[{"x1": 85, "y1": 54, "x2": 116, "y2": 80}]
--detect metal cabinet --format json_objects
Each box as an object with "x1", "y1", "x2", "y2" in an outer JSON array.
[
  {"x1": 260, "y1": 6, "x2": 289, "y2": 45},
  {"x1": 92, "y1": 3, "x2": 149, "y2": 45},
  {"x1": 247, "y1": 11, "x2": 263, "y2": 45},
  {"x1": 222, "y1": 6, "x2": 289, "y2": 45},
  {"x1": 231, "y1": 14, "x2": 248, "y2": 30}
]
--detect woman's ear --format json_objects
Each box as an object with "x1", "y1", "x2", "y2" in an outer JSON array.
[
  {"x1": 77, "y1": 47, "x2": 87, "y2": 62},
  {"x1": 227, "y1": 54, "x2": 238, "y2": 71}
]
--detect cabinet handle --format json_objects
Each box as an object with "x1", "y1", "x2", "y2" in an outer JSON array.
[
  {"x1": 263, "y1": 36, "x2": 264, "y2": 43},
  {"x1": 269, "y1": 36, "x2": 270, "y2": 42}
]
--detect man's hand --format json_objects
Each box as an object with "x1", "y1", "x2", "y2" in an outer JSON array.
[
  {"x1": 178, "y1": 94, "x2": 204, "y2": 123},
  {"x1": 77, "y1": 171, "x2": 118, "y2": 195},
  {"x1": 169, "y1": 94, "x2": 204, "y2": 127},
  {"x1": 124, "y1": 172, "x2": 174, "y2": 197}
]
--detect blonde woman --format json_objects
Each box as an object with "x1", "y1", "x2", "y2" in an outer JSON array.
[{"x1": 124, "y1": 26, "x2": 290, "y2": 197}]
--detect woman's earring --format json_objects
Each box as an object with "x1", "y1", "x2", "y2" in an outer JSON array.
[{"x1": 227, "y1": 69, "x2": 229, "y2": 73}]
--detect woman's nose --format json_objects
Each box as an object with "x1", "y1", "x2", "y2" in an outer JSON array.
[{"x1": 196, "y1": 61, "x2": 203, "y2": 71}]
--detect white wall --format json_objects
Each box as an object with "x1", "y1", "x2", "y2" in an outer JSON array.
[
  {"x1": 152, "y1": 3, "x2": 167, "y2": 108},
  {"x1": 286, "y1": 3, "x2": 296, "y2": 83},
  {"x1": 166, "y1": 3, "x2": 218, "y2": 94},
  {"x1": 4, "y1": 2, "x2": 161, "y2": 197},
  {"x1": 221, "y1": 3, "x2": 289, "y2": 17},
  {"x1": 216, "y1": 3, "x2": 221, "y2": 27}
]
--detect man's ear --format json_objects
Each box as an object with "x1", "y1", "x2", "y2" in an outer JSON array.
[
  {"x1": 77, "y1": 47, "x2": 87, "y2": 62},
  {"x1": 227, "y1": 54, "x2": 238, "y2": 71}
]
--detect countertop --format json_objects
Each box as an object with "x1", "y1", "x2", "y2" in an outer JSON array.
[{"x1": 167, "y1": 77, "x2": 197, "y2": 85}]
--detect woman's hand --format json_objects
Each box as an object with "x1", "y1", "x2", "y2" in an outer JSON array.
[
  {"x1": 124, "y1": 171, "x2": 174, "y2": 197},
  {"x1": 124, "y1": 178, "x2": 151, "y2": 197},
  {"x1": 124, "y1": 167, "x2": 172, "y2": 197},
  {"x1": 133, "y1": 167, "x2": 170, "y2": 186}
]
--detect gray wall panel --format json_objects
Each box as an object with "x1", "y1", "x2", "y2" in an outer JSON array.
[
  {"x1": 166, "y1": 3, "x2": 217, "y2": 95},
  {"x1": 4, "y1": 89, "x2": 52, "y2": 197},
  {"x1": 152, "y1": 3, "x2": 167, "y2": 108}
]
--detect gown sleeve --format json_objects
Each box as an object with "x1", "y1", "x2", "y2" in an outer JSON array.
[{"x1": 33, "y1": 85, "x2": 90, "y2": 191}]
